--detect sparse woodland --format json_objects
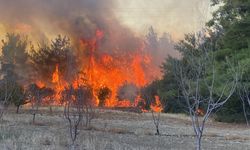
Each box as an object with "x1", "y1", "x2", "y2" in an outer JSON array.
[{"x1": 0, "y1": 0, "x2": 250, "y2": 150}]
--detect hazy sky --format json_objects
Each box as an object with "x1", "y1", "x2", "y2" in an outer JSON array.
[
  {"x1": 115, "y1": 0, "x2": 212, "y2": 40},
  {"x1": 0, "y1": 0, "x2": 213, "y2": 41}
]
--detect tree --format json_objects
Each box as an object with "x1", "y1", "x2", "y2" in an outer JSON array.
[
  {"x1": 172, "y1": 33, "x2": 238, "y2": 150},
  {"x1": 0, "y1": 33, "x2": 29, "y2": 117},
  {"x1": 29, "y1": 35, "x2": 79, "y2": 84},
  {"x1": 141, "y1": 82, "x2": 163, "y2": 135},
  {"x1": 11, "y1": 85, "x2": 28, "y2": 113},
  {"x1": 208, "y1": 0, "x2": 250, "y2": 49},
  {"x1": 62, "y1": 84, "x2": 94, "y2": 148},
  {"x1": 0, "y1": 79, "x2": 16, "y2": 118},
  {"x1": 41, "y1": 87, "x2": 55, "y2": 114},
  {"x1": 237, "y1": 60, "x2": 250, "y2": 125},
  {"x1": 75, "y1": 86, "x2": 95, "y2": 128},
  {"x1": 97, "y1": 86, "x2": 111, "y2": 107},
  {"x1": 207, "y1": 0, "x2": 250, "y2": 123},
  {"x1": 27, "y1": 84, "x2": 49, "y2": 123},
  {"x1": 62, "y1": 85, "x2": 82, "y2": 148}
]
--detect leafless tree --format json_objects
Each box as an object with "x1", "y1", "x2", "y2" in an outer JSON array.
[
  {"x1": 75, "y1": 85, "x2": 95, "y2": 128},
  {"x1": 172, "y1": 33, "x2": 238, "y2": 150},
  {"x1": 83, "y1": 103, "x2": 96, "y2": 128},
  {"x1": 63, "y1": 84, "x2": 93, "y2": 148},
  {"x1": 0, "y1": 79, "x2": 16, "y2": 119},
  {"x1": 237, "y1": 72, "x2": 250, "y2": 126},
  {"x1": 42, "y1": 88, "x2": 55, "y2": 114},
  {"x1": 151, "y1": 110, "x2": 161, "y2": 135},
  {"x1": 27, "y1": 84, "x2": 46, "y2": 124},
  {"x1": 141, "y1": 87, "x2": 162, "y2": 135},
  {"x1": 63, "y1": 85, "x2": 83, "y2": 148}
]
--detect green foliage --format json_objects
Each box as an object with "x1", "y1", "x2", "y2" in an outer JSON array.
[
  {"x1": 215, "y1": 95, "x2": 250, "y2": 123},
  {"x1": 0, "y1": 33, "x2": 29, "y2": 110},
  {"x1": 158, "y1": 57, "x2": 186, "y2": 113},
  {"x1": 10, "y1": 85, "x2": 27, "y2": 113},
  {"x1": 29, "y1": 35, "x2": 78, "y2": 83},
  {"x1": 1, "y1": 33, "x2": 29, "y2": 82}
]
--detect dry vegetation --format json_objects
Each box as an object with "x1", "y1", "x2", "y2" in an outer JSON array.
[{"x1": 0, "y1": 107, "x2": 249, "y2": 150}]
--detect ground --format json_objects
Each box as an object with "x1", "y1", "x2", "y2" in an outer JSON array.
[{"x1": 0, "y1": 107, "x2": 249, "y2": 150}]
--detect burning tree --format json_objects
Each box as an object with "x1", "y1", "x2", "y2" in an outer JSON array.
[
  {"x1": 29, "y1": 35, "x2": 78, "y2": 84},
  {"x1": 97, "y1": 86, "x2": 112, "y2": 107},
  {"x1": 171, "y1": 33, "x2": 238, "y2": 150}
]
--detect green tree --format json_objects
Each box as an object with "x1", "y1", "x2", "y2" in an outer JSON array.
[
  {"x1": 208, "y1": 0, "x2": 250, "y2": 123},
  {"x1": 0, "y1": 33, "x2": 29, "y2": 114},
  {"x1": 29, "y1": 35, "x2": 78, "y2": 83},
  {"x1": 11, "y1": 85, "x2": 28, "y2": 114}
]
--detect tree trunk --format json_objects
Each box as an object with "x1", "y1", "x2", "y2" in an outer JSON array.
[
  {"x1": 16, "y1": 105, "x2": 20, "y2": 114},
  {"x1": 196, "y1": 135, "x2": 202, "y2": 150},
  {"x1": 241, "y1": 99, "x2": 249, "y2": 126},
  {"x1": 50, "y1": 106, "x2": 52, "y2": 114},
  {"x1": 33, "y1": 113, "x2": 36, "y2": 124},
  {"x1": 156, "y1": 126, "x2": 160, "y2": 135}
]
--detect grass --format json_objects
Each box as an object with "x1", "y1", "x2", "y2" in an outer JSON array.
[{"x1": 0, "y1": 106, "x2": 249, "y2": 150}]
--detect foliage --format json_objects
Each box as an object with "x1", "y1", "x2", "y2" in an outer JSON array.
[
  {"x1": 0, "y1": 33, "x2": 29, "y2": 114},
  {"x1": 29, "y1": 35, "x2": 78, "y2": 83},
  {"x1": 10, "y1": 84, "x2": 28, "y2": 113}
]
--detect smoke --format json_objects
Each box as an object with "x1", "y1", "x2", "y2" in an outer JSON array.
[
  {"x1": 0, "y1": 0, "x2": 176, "y2": 88},
  {"x1": 0, "y1": 0, "x2": 141, "y2": 51}
]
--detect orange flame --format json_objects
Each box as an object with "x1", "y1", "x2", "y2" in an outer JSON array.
[
  {"x1": 27, "y1": 29, "x2": 164, "y2": 112},
  {"x1": 51, "y1": 64, "x2": 64, "y2": 104},
  {"x1": 52, "y1": 64, "x2": 59, "y2": 83},
  {"x1": 150, "y1": 96, "x2": 163, "y2": 113}
]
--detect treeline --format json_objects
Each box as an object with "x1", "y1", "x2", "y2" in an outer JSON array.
[
  {"x1": 0, "y1": 34, "x2": 80, "y2": 113},
  {"x1": 144, "y1": 0, "x2": 250, "y2": 123}
]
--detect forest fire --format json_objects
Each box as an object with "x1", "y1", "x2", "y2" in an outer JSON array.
[
  {"x1": 30, "y1": 29, "x2": 163, "y2": 112},
  {"x1": 0, "y1": 0, "x2": 169, "y2": 112}
]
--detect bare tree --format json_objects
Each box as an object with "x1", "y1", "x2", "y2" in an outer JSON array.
[
  {"x1": 172, "y1": 33, "x2": 238, "y2": 150},
  {"x1": 237, "y1": 72, "x2": 250, "y2": 126},
  {"x1": 42, "y1": 87, "x2": 55, "y2": 114},
  {"x1": 0, "y1": 79, "x2": 17, "y2": 119},
  {"x1": 141, "y1": 84, "x2": 162, "y2": 135},
  {"x1": 151, "y1": 110, "x2": 161, "y2": 135},
  {"x1": 83, "y1": 102, "x2": 96, "y2": 128},
  {"x1": 63, "y1": 85, "x2": 83, "y2": 148},
  {"x1": 27, "y1": 84, "x2": 47, "y2": 124}
]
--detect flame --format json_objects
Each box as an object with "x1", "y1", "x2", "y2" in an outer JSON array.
[
  {"x1": 24, "y1": 29, "x2": 163, "y2": 112},
  {"x1": 150, "y1": 96, "x2": 163, "y2": 112},
  {"x1": 51, "y1": 64, "x2": 64, "y2": 104},
  {"x1": 36, "y1": 81, "x2": 45, "y2": 88},
  {"x1": 52, "y1": 64, "x2": 59, "y2": 83}
]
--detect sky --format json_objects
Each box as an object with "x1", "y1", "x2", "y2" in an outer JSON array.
[{"x1": 115, "y1": 0, "x2": 212, "y2": 40}]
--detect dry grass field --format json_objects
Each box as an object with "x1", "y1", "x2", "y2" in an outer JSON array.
[{"x1": 0, "y1": 106, "x2": 249, "y2": 150}]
